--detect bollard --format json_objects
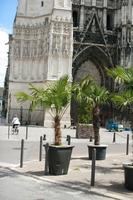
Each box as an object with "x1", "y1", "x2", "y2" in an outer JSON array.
[
  {"x1": 113, "y1": 132, "x2": 116, "y2": 143},
  {"x1": 20, "y1": 139, "x2": 24, "y2": 168},
  {"x1": 90, "y1": 135, "x2": 93, "y2": 142},
  {"x1": 8, "y1": 124, "x2": 10, "y2": 139},
  {"x1": 26, "y1": 125, "x2": 28, "y2": 140},
  {"x1": 91, "y1": 148, "x2": 96, "y2": 186},
  {"x1": 66, "y1": 135, "x2": 71, "y2": 145},
  {"x1": 44, "y1": 143, "x2": 49, "y2": 175},
  {"x1": 43, "y1": 134, "x2": 46, "y2": 141},
  {"x1": 126, "y1": 134, "x2": 129, "y2": 155},
  {"x1": 39, "y1": 136, "x2": 43, "y2": 161}
]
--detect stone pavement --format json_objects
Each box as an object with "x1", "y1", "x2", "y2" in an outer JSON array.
[
  {"x1": 0, "y1": 125, "x2": 131, "y2": 143},
  {"x1": 0, "y1": 125, "x2": 133, "y2": 199},
  {"x1": 13, "y1": 152, "x2": 133, "y2": 200}
]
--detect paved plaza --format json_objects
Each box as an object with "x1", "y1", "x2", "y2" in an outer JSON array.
[{"x1": 0, "y1": 125, "x2": 133, "y2": 199}]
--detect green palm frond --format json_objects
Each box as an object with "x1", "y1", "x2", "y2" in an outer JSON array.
[
  {"x1": 16, "y1": 92, "x2": 33, "y2": 102},
  {"x1": 74, "y1": 75, "x2": 109, "y2": 107},
  {"x1": 88, "y1": 84, "x2": 109, "y2": 106},
  {"x1": 106, "y1": 66, "x2": 128, "y2": 83},
  {"x1": 112, "y1": 90, "x2": 133, "y2": 109},
  {"x1": 107, "y1": 66, "x2": 133, "y2": 90},
  {"x1": 16, "y1": 75, "x2": 72, "y2": 119}
]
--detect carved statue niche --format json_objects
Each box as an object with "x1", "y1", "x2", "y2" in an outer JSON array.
[
  {"x1": 97, "y1": 9, "x2": 103, "y2": 26},
  {"x1": 85, "y1": 9, "x2": 92, "y2": 26},
  {"x1": 62, "y1": 35, "x2": 67, "y2": 52},
  {"x1": 53, "y1": 22, "x2": 61, "y2": 33},
  {"x1": 38, "y1": 40, "x2": 44, "y2": 56},
  {"x1": 22, "y1": 40, "x2": 30, "y2": 58},
  {"x1": 57, "y1": 0, "x2": 64, "y2": 7},
  {"x1": 31, "y1": 40, "x2": 37, "y2": 57},
  {"x1": 63, "y1": 23, "x2": 70, "y2": 34},
  {"x1": 52, "y1": 34, "x2": 60, "y2": 54},
  {"x1": 14, "y1": 40, "x2": 21, "y2": 59},
  {"x1": 91, "y1": 18, "x2": 96, "y2": 33}
]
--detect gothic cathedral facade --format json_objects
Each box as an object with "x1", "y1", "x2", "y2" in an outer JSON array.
[{"x1": 4, "y1": 0, "x2": 133, "y2": 126}]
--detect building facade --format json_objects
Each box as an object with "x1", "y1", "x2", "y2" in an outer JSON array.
[
  {"x1": 71, "y1": 0, "x2": 133, "y2": 123},
  {"x1": 4, "y1": 0, "x2": 133, "y2": 126},
  {"x1": 0, "y1": 87, "x2": 4, "y2": 117},
  {"x1": 6, "y1": 0, "x2": 73, "y2": 126}
]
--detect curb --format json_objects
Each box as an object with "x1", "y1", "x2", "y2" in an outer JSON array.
[{"x1": 10, "y1": 166, "x2": 132, "y2": 200}]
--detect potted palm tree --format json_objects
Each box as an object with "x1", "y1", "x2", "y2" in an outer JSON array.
[
  {"x1": 74, "y1": 75, "x2": 109, "y2": 160},
  {"x1": 107, "y1": 66, "x2": 133, "y2": 190},
  {"x1": 16, "y1": 75, "x2": 74, "y2": 175}
]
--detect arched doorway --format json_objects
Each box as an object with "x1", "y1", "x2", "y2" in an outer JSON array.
[
  {"x1": 71, "y1": 45, "x2": 113, "y2": 125},
  {"x1": 74, "y1": 60, "x2": 102, "y2": 84}
]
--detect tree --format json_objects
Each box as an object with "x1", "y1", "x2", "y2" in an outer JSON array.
[
  {"x1": 107, "y1": 66, "x2": 133, "y2": 130},
  {"x1": 16, "y1": 75, "x2": 72, "y2": 145},
  {"x1": 74, "y1": 75, "x2": 109, "y2": 145}
]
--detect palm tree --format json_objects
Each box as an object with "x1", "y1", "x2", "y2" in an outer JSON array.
[
  {"x1": 16, "y1": 75, "x2": 72, "y2": 145},
  {"x1": 107, "y1": 66, "x2": 133, "y2": 130},
  {"x1": 74, "y1": 75, "x2": 109, "y2": 145},
  {"x1": 107, "y1": 66, "x2": 133, "y2": 191},
  {"x1": 107, "y1": 66, "x2": 133, "y2": 90}
]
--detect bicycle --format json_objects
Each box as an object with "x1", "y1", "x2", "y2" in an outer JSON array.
[{"x1": 12, "y1": 124, "x2": 19, "y2": 135}]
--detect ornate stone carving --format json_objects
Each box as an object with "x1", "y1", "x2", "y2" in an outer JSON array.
[
  {"x1": 57, "y1": 0, "x2": 64, "y2": 7},
  {"x1": 13, "y1": 40, "x2": 21, "y2": 58},
  {"x1": 22, "y1": 40, "x2": 30, "y2": 58},
  {"x1": 52, "y1": 34, "x2": 60, "y2": 54},
  {"x1": 63, "y1": 23, "x2": 70, "y2": 34},
  {"x1": 51, "y1": 19, "x2": 72, "y2": 56},
  {"x1": 53, "y1": 22, "x2": 62, "y2": 33},
  {"x1": 31, "y1": 40, "x2": 37, "y2": 57},
  {"x1": 13, "y1": 22, "x2": 50, "y2": 60},
  {"x1": 38, "y1": 40, "x2": 44, "y2": 56},
  {"x1": 96, "y1": 0, "x2": 103, "y2": 7}
]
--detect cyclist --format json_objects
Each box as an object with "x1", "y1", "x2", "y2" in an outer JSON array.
[{"x1": 12, "y1": 114, "x2": 20, "y2": 134}]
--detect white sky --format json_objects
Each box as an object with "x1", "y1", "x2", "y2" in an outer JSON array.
[{"x1": 0, "y1": 28, "x2": 9, "y2": 87}]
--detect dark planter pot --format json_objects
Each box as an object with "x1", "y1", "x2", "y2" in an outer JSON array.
[
  {"x1": 48, "y1": 145, "x2": 74, "y2": 175},
  {"x1": 88, "y1": 144, "x2": 108, "y2": 160},
  {"x1": 124, "y1": 164, "x2": 133, "y2": 191}
]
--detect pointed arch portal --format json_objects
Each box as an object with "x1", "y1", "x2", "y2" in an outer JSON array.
[
  {"x1": 71, "y1": 45, "x2": 113, "y2": 125},
  {"x1": 72, "y1": 45, "x2": 112, "y2": 88}
]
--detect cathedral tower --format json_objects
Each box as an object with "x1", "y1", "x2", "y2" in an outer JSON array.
[
  {"x1": 7, "y1": 0, "x2": 73, "y2": 126},
  {"x1": 5, "y1": 0, "x2": 133, "y2": 126}
]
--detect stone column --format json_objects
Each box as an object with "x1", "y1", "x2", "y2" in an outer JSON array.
[
  {"x1": 92, "y1": 0, "x2": 96, "y2": 7},
  {"x1": 79, "y1": 0, "x2": 85, "y2": 30},
  {"x1": 128, "y1": 0, "x2": 132, "y2": 22},
  {"x1": 120, "y1": 1, "x2": 127, "y2": 67},
  {"x1": 121, "y1": 2, "x2": 126, "y2": 25},
  {"x1": 103, "y1": 0, "x2": 107, "y2": 31},
  {"x1": 130, "y1": 28, "x2": 133, "y2": 67}
]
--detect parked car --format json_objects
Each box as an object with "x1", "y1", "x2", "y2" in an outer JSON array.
[
  {"x1": 106, "y1": 120, "x2": 123, "y2": 132},
  {"x1": 117, "y1": 124, "x2": 124, "y2": 132}
]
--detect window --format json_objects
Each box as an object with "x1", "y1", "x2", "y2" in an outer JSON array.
[
  {"x1": 73, "y1": 11, "x2": 79, "y2": 27},
  {"x1": 41, "y1": 1, "x2": 44, "y2": 7},
  {"x1": 107, "y1": 13, "x2": 114, "y2": 30}
]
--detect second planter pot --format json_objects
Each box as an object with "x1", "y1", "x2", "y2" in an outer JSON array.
[
  {"x1": 88, "y1": 144, "x2": 108, "y2": 160},
  {"x1": 124, "y1": 163, "x2": 133, "y2": 191}
]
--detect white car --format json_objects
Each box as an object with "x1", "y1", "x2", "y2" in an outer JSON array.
[{"x1": 117, "y1": 124, "x2": 124, "y2": 132}]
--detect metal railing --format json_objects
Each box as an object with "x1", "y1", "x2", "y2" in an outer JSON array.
[{"x1": 8, "y1": 107, "x2": 44, "y2": 126}]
